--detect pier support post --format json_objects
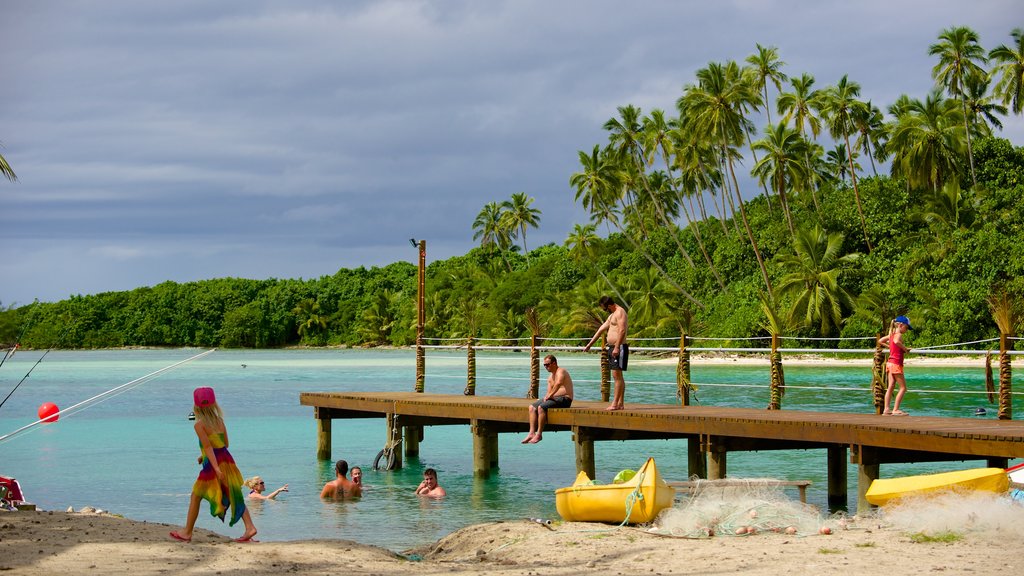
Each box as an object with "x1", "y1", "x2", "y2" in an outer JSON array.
[
  {"x1": 471, "y1": 419, "x2": 497, "y2": 478},
  {"x1": 573, "y1": 426, "x2": 595, "y2": 480},
  {"x1": 707, "y1": 436, "x2": 727, "y2": 480},
  {"x1": 855, "y1": 445, "x2": 879, "y2": 515},
  {"x1": 687, "y1": 436, "x2": 706, "y2": 479},
  {"x1": 827, "y1": 446, "x2": 848, "y2": 511},
  {"x1": 386, "y1": 413, "x2": 403, "y2": 470},
  {"x1": 315, "y1": 408, "x2": 331, "y2": 461},
  {"x1": 404, "y1": 425, "x2": 421, "y2": 458}
]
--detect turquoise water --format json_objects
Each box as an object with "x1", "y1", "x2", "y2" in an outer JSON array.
[{"x1": 0, "y1": 348, "x2": 1017, "y2": 551}]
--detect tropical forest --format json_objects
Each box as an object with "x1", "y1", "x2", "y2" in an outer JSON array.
[{"x1": 2, "y1": 26, "x2": 1023, "y2": 351}]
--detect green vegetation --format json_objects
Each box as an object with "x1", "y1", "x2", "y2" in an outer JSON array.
[
  {"x1": 909, "y1": 531, "x2": 963, "y2": 543},
  {"x1": 2, "y1": 27, "x2": 1023, "y2": 350}
]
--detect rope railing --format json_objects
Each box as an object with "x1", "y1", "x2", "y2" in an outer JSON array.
[{"x1": 413, "y1": 333, "x2": 1018, "y2": 417}]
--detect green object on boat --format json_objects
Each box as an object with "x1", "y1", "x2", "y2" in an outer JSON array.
[{"x1": 612, "y1": 469, "x2": 636, "y2": 484}]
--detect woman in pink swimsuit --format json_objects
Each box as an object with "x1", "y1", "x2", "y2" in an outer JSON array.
[{"x1": 879, "y1": 315, "x2": 912, "y2": 415}]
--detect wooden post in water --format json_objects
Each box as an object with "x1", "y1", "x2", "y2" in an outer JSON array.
[
  {"x1": 600, "y1": 336, "x2": 611, "y2": 403},
  {"x1": 707, "y1": 436, "x2": 726, "y2": 480},
  {"x1": 998, "y1": 332, "x2": 1013, "y2": 420},
  {"x1": 573, "y1": 426, "x2": 595, "y2": 480},
  {"x1": 687, "y1": 435, "x2": 707, "y2": 479},
  {"x1": 827, "y1": 446, "x2": 847, "y2": 511},
  {"x1": 677, "y1": 335, "x2": 691, "y2": 406},
  {"x1": 471, "y1": 419, "x2": 496, "y2": 478},
  {"x1": 465, "y1": 336, "x2": 476, "y2": 395},
  {"x1": 855, "y1": 445, "x2": 879, "y2": 515},
  {"x1": 529, "y1": 334, "x2": 540, "y2": 399},
  {"x1": 768, "y1": 334, "x2": 784, "y2": 410},
  {"x1": 404, "y1": 425, "x2": 420, "y2": 458},
  {"x1": 872, "y1": 334, "x2": 885, "y2": 414},
  {"x1": 315, "y1": 407, "x2": 331, "y2": 460}
]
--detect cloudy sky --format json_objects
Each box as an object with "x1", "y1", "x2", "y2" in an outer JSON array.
[{"x1": 2, "y1": 1, "x2": 1021, "y2": 306}]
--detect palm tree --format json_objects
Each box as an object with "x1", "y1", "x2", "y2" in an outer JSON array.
[
  {"x1": 679, "y1": 61, "x2": 774, "y2": 294},
  {"x1": 963, "y1": 74, "x2": 1008, "y2": 136},
  {"x1": 472, "y1": 201, "x2": 513, "y2": 271},
  {"x1": 777, "y1": 73, "x2": 825, "y2": 212},
  {"x1": 0, "y1": 143, "x2": 15, "y2": 182},
  {"x1": 820, "y1": 75, "x2": 872, "y2": 250},
  {"x1": 775, "y1": 226, "x2": 860, "y2": 336},
  {"x1": 886, "y1": 91, "x2": 965, "y2": 191},
  {"x1": 501, "y1": 192, "x2": 541, "y2": 256},
  {"x1": 930, "y1": 25, "x2": 988, "y2": 186},
  {"x1": 570, "y1": 144, "x2": 622, "y2": 230},
  {"x1": 852, "y1": 100, "x2": 886, "y2": 177},
  {"x1": 751, "y1": 122, "x2": 810, "y2": 236},
  {"x1": 824, "y1": 143, "x2": 859, "y2": 186},
  {"x1": 989, "y1": 28, "x2": 1024, "y2": 115},
  {"x1": 293, "y1": 298, "x2": 328, "y2": 340},
  {"x1": 745, "y1": 44, "x2": 788, "y2": 125},
  {"x1": 564, "y1": 223, "x2": 628, "y2": 304}
]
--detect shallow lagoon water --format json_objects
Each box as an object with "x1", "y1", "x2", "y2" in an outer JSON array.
[{"x1": 0, "y1": 348, "x2": 1016, "y2": 551}]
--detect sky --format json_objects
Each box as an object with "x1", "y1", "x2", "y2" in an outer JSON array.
[{"x1": 1, "y1": 0, "x2": 1021, "y2": 306}]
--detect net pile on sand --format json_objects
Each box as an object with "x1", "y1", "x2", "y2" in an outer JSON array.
[
  {"x1": 652, "y1": 478, "x2": 841, "y2": 538},
  {"x1": 883, "y1": 490, "x2": 1024, "y2": 537}
]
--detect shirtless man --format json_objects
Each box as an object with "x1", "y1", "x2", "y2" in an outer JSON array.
[
  {"x1": 415, "y1": 468, "x2": 446, "y2": 498},
  {"x1": 522, "y1": 355, "x2": 573, "y2": 444},
  {"x1": 320, "y1": 459, "x2": 362, "y2": 499},
  {"x1": 584, "y1": 296, "x2": 629, "y2": 410}
]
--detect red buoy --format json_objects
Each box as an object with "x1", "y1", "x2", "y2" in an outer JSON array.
[{"x1": 38, "y1": 402, "x2": 60, "y2": 423}]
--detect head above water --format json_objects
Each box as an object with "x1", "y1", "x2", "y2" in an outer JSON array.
[{"x1": 335, "y1": 459, "x2": 349, "y2": 477}]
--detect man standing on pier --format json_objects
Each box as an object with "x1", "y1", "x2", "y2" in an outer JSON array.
[
  {"x1": 523, "y1": 355, "x2": 574, "y2": 444},
  {"x1": 584, "y1": 296, "x2": 629, "y2": 410}
]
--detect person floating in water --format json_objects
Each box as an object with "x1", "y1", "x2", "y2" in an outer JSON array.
[
  {"x1": 584, "y1": 296, "x2": 629, "y2": 410},
  {"x1": 522, "y1": 355, "x2": 573, "y2": 444}
]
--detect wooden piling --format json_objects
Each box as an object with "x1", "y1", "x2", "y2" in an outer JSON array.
[
  {"x1": 827, "y1": 446, "x2": 847, "y2": 510},
  {"x1": 707, "y1": 436, "x2": 727, "y2": 479},
  {"x1": 471, "y1": 419, "x2": 496, "y2": 478},
  {"x1": 404, "y1": 425, "x2": 421, "y2": 458},
  {"x1": 768, "y1": 333, "x2": 784, "y2": 410},
  {"x1": 386, "y1": 413, "x2": 403, "y2": 469},
  {"x1": 854, "y1": 445, "x2": 879, "y2": 515},
  {"x1": 687, "y1": 436, "x2": 706, "y2": 479},
  {"x1": 999, "y1": 333, "x2": 1013, "y2": 420},
  {"x1": 529, "y1": 334, "x2": 540, "y2": 399},
  {"x1": 316, "y1": 408, "x2": 331, "y2": 461},
  {"x1": 573, "y1": 426, "x2": 595, "y2": 480},
  {"x1": 677, "y1": 335, "x2": 691, "y2": 406}
]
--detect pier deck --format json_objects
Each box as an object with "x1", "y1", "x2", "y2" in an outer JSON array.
[{"x1": 301, "y1": 391, "x2": 1024, "y2": 512}]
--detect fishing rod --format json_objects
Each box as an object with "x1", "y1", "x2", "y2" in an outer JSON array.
[
  {"x1": 0, "y1": 348, "x2": 216, "y2": 445},
  {"x1": 0, "y1": 310, "x2": 34, "y2": 370},
  {"x1": 0, "y1": 320, "x2": 73, "y2": 411}
]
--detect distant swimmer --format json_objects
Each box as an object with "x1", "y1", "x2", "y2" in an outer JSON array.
[
  {"x1": 584, "y1": 296, "x2": 629, "y2": 410},
  {"x1": 522, "y1": 355, "x2": 573, "y2": 444}
]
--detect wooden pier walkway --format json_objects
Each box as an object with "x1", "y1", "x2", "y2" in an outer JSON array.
[{"x1": 300, "y1": 391, "x2": 1024, "y2": 512}]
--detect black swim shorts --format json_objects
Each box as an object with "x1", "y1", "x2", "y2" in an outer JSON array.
[
  {"x1": 531, "y1": 396, "x2": 573, "y2": 410},
  {"x1": 607, "y1": 343, "x2": 629, "y2": 371}
]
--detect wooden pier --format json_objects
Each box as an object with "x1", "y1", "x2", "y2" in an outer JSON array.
[{"x1": 300, "y1": 391, "x2": 1024, "y2": 512}]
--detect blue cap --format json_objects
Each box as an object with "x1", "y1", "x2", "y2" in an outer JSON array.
[{"x1": 895, "y1": 315, "x2": 912, "y2": 330}]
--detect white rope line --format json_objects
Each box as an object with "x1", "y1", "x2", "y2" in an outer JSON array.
[
  {"x1": 688, "y1": 336, "x2": 773, "y2": 341},
  {"x1": 0, "y1": 349, "x2": 217, "y2": 445},
  {"x1": 420, "y1": 344, "x2": 1024, "y2": 356},
  {"x1": 778, "y1": 336, "x2": 877, "y2": 341},
  {"x1": 914, "y1": 338, "x2": 1001, "y2": 350}
]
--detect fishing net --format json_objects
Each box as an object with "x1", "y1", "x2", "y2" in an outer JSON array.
[
  {"x1": 651, "y1": 478, "x2": 842, "y2": 538},
  {"x1": 882, "y1": 490, "x2": 1024, "y2": 538}
]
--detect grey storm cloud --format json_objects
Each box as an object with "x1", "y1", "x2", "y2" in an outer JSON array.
[{"x1": 1, "y1": 0, "x2": 1020, "y2": 304}]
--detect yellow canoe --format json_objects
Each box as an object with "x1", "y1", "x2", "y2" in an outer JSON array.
[
  {"x1": 555, "y1": 457, "x2": 676, "y2": 524},
  {"x1": 865, "y1": 467, "x2": 1009, "y2": 506}
]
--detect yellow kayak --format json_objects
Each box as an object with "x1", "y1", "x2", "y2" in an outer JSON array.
[
  {"x1": 866, "y1": 467, "x2": 1009, "y2": 506},
  {"x1": 555, "y1": 457, "x2": 676, "y2": 524}
]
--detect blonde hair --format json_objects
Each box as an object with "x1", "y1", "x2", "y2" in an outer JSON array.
[
  {"x1": 192, "y1": 403, "x2": 224, "y2": 429},
  {"x1": 244, "y1": 476, "x2": 262, "y2": 490}
]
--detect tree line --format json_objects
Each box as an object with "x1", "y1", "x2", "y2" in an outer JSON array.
[{"x1": 2, "y1": 26, "x2": 1023, "y2": 349}]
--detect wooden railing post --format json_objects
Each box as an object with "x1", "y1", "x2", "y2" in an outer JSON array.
[
  {"x1": 528, "y1": 334, "x2": 540, "y2": 399},
  {"x1": 600, "y1": 335, "x2": 610, "y2": 403},
  {"x1": 998, "y1": 333, "x2": 1013, "y2": 420},
  {"x1": 871, "y1": 334, "x2": 885, "y2": 414},
  {"x1": 464, "y1": 336, "x2": 476, "y2": 396},
  {"x1": 677, "y1": 335, "x2": 691, "y2": 406},
  {"x1": 768, "y1": 333, "x2": 784, "y2": 410}
]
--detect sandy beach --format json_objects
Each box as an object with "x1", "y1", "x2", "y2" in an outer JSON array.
[{"x1": 2, "y1": 498, "x2": 1023, "y2": 576}]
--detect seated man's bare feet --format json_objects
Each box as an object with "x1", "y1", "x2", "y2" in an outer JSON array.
[
  {"x1": 528, "y1": 435, "x2": 542, "y2": 443},
  {"x1": 521, "y1": 434, "x2": 534, "y2": 444}
]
